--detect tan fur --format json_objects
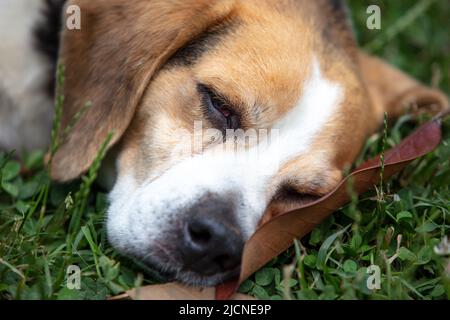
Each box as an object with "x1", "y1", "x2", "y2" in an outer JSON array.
[
  {"x1": 51, "y1": 0, "x2": 236, "y2": 181},
  {"x1": 358, "y1": 52, "x2": 449, "y2": 121},
  {"x1": 52, "y1": 0, "x2": 448, "y2": 215},
  {"x1": 116, "y1": 0, "x2": 362, "y2": 188}
]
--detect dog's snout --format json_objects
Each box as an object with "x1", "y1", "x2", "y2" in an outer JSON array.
[{"x1": 181, "y1": 196, "x2": 244, "y2": 276}]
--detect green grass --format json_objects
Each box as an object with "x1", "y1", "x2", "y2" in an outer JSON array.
[{"x1": 0, "y1": 0, "x2": 449, "y2": 300}]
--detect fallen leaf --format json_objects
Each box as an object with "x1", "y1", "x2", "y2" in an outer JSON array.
[{"x1": 115, "y1": 283, "x2": 254, "y2": 300}]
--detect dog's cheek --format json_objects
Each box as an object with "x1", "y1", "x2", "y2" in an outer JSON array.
[
  {"x1": 105, "y1": 175, "x2": 138, "y2": 253},
  {"x1": 309, "y1": 168, "x2": 343, "y2": 195},
  {"x1": 130, "y1": 68, "x2": 203, "y2": 183}
]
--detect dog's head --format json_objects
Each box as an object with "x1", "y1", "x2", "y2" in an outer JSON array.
[{"x1": 51, "y1": 0, "x2": 448, "y2": 286}]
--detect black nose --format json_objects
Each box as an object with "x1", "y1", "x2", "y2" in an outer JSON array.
[{"x1": 181, "y1": 198, "x2": 244, "y2": 276}]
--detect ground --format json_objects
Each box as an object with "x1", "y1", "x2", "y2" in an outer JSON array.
[{"x1": 0, "y1": 0, "x2": 449, "y2": 300}]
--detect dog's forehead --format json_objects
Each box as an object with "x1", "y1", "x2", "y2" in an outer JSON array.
[{"x1": 193, "y1": 1, "x2": 321, "y2": 122}]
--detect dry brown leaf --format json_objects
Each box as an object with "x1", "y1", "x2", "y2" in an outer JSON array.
[{"x1": 118, "y1": 283, "x2": 254, "y2": 300}]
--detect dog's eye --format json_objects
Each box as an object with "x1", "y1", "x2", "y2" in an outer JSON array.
[
  {"x1": 274, "y1": 185, "x2": 321, "y2": 205},
  {"x1": 198, "y1": 84, "x2": 240, "y2": 131}
]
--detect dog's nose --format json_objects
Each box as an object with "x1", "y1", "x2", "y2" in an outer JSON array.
[{"x1": 181, "y1": 202, "x2": 244, "y2": 276}]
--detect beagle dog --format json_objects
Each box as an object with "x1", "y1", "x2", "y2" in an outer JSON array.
[{"x1": 0, "y1": 0, "x2": 448, "y2": 286}]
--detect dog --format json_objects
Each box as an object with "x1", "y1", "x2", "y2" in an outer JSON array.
[{"x1": 0, "y1": 0, "x2": 448, "y2": 286}]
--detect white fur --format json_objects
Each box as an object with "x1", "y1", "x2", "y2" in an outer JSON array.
[
  {"x1": 0, "y1": 0, "x2": 54, "y2": 152},
  {"x1": 107, "y1": 57, "x2": 343, "y2": 283}
]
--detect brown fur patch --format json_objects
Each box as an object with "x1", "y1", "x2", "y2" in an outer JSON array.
[{"x1": 51, "y1": 0, "x2": 236, "y2": 181}]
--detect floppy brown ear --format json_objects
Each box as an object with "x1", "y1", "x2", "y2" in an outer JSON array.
[
  {"x1": 51, "y1": 0, "x2": 235, "y2": 181},
  {"x1": 358, "y1": 51, "x2": 449, "y2": 130}
]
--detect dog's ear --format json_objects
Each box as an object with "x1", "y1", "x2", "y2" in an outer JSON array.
[
  {"x1": 51, "y1": 0, "x2": 235, "y2": 181},
  {"x1": 358, "y1": 52, "x2": 449, "y2": 131}
]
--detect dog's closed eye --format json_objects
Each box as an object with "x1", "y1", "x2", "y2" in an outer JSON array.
[
  {"x1": 198, "y1": 84, "x2": 241, "y2": 131},
  {"x1": 262, "y1": 186, "x2": 322, "y2": 224},
  {"x1": 273, "y1": 185, "x2": 321, "y2": 205}
]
